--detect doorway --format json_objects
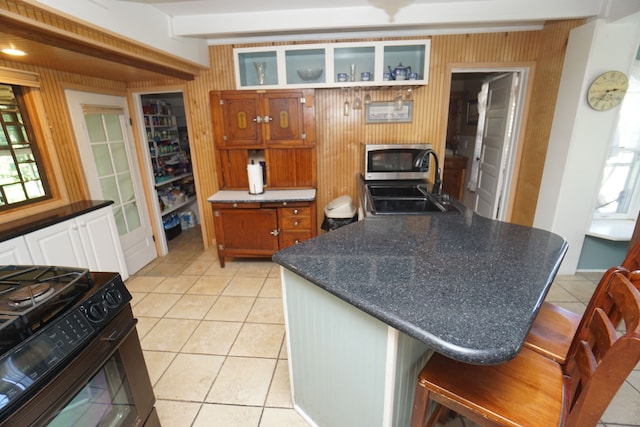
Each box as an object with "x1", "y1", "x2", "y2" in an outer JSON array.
[
  {"x1": 131, "y1": 91, "x2": 200, "y2": 256},
  {"x1": 446, "y1": 68, "x2": 528, "y2": 221}
]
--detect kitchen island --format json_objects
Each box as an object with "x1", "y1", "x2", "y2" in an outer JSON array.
[{"x1": 273, "y1": 212, "x2": 567, "y2": 427}]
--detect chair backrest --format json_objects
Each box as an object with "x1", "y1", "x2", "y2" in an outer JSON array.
[
  {"x1": 622, "y1": 239, "x2": 640, "y2": 271},
  {"x1": 564, "y1": 266, "x2": 628, "y2": 359},
  {"x1": 564, "y1": 271, "x2": 640, "y2": 427}
]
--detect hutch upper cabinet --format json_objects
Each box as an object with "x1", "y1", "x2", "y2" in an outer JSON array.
[
  {"x1": 234, "y1": 40, "x2": 430, "y2": 90},
  {"x1": 210, "y1": 89, "x2": 316, "y2": 190}
]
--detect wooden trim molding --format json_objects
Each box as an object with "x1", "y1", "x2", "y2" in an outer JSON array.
[{"x1": 0, "y1": 0, "x2": 204, "y2": 80}]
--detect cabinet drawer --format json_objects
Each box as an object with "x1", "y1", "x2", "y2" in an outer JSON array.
[
  {"x1": 211, "y1": 202, "x2": 262, "y2": 210},
  {"x1": 280, "y1": 231, "x2": 312, "y2": 248},
  {"x1": 280, "y1": 216, "x2": 311, "y2": 230},
  {"x1": 280, "y1": 207, "x2": 311, "y2": 217}
]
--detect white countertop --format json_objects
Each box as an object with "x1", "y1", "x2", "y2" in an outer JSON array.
[{"x1": 208, "y1": 189, "x2": 316, "y2": 203}]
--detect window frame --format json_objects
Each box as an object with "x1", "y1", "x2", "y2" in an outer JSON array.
[
  {"x1": 594, "y1": 49, "x2": 640, "y2": 220},
  {"x1": 0, "y1": 83, "x2": 52, "y2": 211}
]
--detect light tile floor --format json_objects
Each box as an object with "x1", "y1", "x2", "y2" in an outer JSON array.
[{"x1": 127, "y1": 226, "x2": 639, "y2": 427}]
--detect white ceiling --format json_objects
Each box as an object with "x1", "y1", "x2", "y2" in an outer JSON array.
[{"x1": 116, "y1": 0, "x2": 608, "y2": 44}]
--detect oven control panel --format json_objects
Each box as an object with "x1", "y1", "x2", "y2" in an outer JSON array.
[{"x1": 0, "y1": 273, "x2": 131, "y2": 418}]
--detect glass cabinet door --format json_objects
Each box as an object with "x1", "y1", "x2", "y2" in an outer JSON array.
[
  {"x1": 285, "y1": 48, "x2": 326, "y2": 85},
  {"x1": 236, "y1": 50, "x2": 279, "y2": 87},
  {"x1": 383, "y1": 42, "x2": 429, "y2": 82},
  {"x1": 333, "y1": 46, "x2": 375, "y2": 84}
]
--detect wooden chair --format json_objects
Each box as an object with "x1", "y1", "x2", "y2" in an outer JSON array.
[
  {"x1": 523, "y1": 266, "x2": 622, "y2": 363},
  {"x1": 411, "y1": 271, "x2": 640, "y2": 427},
  {"x1": 523, "y1": 240, "x2": 640, "y2": 364},
  {"x1": 622, "y1": 238, "x2": 640, "y2": 271}
]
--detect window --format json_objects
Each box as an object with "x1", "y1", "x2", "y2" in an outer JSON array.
[
  {"x1": 595, "y1": 46, "x2": 640, "y2": 218},
  {"x1": 0, "y1": 83, "x2": 50, "y2": 210}
]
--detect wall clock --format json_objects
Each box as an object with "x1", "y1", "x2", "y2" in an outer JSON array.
[{"x1": 587, "y1": 71, "x2": 629, "y2": 111}]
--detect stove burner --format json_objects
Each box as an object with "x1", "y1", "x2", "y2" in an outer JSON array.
[
  {"x1": 0, "y1": 266, "x2": 93, "y2": 355},
  {"x1": 7, "y1": 282, "x2": 55, "y2": 308}
]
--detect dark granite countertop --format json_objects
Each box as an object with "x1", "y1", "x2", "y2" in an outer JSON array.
[
  {"x1": 0, "y1": 200, "x2": 113, "y2": 243},
  {"x1": 273, "y1": 212, "x2": 568, "y2": 364}
]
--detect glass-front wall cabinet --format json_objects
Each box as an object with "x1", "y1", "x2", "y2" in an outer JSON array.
[
  {"x1": 236, "y1": 50, "x2": 279, "y2": 88},
  {"x1": 234, "y1": 40, "x2": 430, "y2": 90},
  {"x1": 286, "y1": 48, "x2": 326, "y2": 85}
]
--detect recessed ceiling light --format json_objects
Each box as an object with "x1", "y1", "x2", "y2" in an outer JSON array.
[{"x1": 1, "y1": 48, "x2": 26, "y2": 56}]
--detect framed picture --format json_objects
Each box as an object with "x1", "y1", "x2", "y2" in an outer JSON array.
[
  {"x1": 466, "y1": 99, "x2": 479, "y2": 125},
  {"x1": 365, "y1": 101, "x2": 413, "y2": 123}
]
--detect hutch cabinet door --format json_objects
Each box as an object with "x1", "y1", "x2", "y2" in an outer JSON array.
[
  {"x1": 219, "y1": 92, "x2": 263, "y2": 147},
  {"x1": 263, "y1": 91, "x2": 306, "y2": 146},
  {"x1": 267, "y1": 148, "x2": 316, "y2": 188},
  {"x1": 212, "y1": 207, "x2": 279, "y2": 260},
  {"x1": 217, "y1": 149, "x2": 250, "y2": 189}
]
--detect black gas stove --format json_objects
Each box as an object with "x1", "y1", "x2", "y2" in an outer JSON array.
[{"x1": 0, "y1": 265, "x2": 132, "y2": 419}]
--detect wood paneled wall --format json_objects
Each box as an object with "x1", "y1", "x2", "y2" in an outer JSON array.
[
  {"x1": 0, "y1": 58, "x2": 128, "y2": 222},
  {"x1": 0, "y1": 20, "x2": 583, "y2": 252},
  {"x1": 174, "y1": 22, "x2": 582, "y2": 248}
]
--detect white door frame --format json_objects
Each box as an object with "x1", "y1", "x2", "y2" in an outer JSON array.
[
  {"x1": 130, "y1": 89, "x2": 187, "y2": 256},
  {"x1": 450, "y1": 66, "x2": 530, "y2": 221}
]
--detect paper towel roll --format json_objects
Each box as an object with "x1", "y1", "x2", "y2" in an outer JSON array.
[{"x1": 247, "y1": 163, "x2": 264, "y2": 194}]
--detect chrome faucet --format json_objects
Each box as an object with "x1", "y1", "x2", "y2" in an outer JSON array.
[{"x1": 415, "y1": 149, "x2": 442, "y2": 195}]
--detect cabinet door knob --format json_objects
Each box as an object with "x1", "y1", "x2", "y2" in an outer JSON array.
[
  {"x1": 270, "y1": 229, "x2": 280, "y2": 236},
  {"x1": 293, "y1": 221, "x2": 299, "y2": 227},
  {"x1": 294, "y1": 240, "x2": 300, "y2": 244},
  {"x1": 262, "y1": 115, "x2": 273, "y2": 123},
  {"x1": 253, "y1": 116, "x2": 263, "y2": 123},
  {"x1": 293, "y1": 209, "x2": 299, "y2": 215}
]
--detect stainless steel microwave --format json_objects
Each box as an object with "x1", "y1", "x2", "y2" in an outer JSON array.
[{"x1": 363, "y1": 143, "x2": 433, "y2": 180}]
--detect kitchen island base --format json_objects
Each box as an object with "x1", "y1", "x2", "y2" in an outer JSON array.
[{"x1": 281, "y1": 268, "x2": 431, "y2": 427}]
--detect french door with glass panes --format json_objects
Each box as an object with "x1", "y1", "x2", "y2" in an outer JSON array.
[{"x1": 65, "y1": 91, "x2": 156, "y2": 274}]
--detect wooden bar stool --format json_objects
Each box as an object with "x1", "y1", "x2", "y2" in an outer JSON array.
[
  {"x1": 411, "y1": 270, "x2": 640, "y2": 427},
  {"x1": 524, "y1": 240, "x2": 640, "y2": 364},
  {"x1": 523, "y1": 266, "x2": 622, "y2": 363}
]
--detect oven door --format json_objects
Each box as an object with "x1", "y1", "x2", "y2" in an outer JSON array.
[{"x1": 1, "y1": 306, "x2": 158, "y2": 427}]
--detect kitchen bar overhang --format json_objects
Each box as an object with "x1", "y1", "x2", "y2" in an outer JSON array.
[{"x1": 274, "y1": 213, "x2": 568, "y2": 364}]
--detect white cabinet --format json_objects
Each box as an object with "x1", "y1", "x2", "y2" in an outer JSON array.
[
  {"x1": 0, "y1": 237, "x2": 33, "y2": 265},
  {"x1": 234, "y1": 39, "x2": 430, "y2": 89},
  {"x1": 24, "y1": 207, "x2": 129, "y2": 280}
]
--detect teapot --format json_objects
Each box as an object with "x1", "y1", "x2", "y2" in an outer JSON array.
[{"x1": 388, "y1": 63, "x2": 412, "y2": 81}]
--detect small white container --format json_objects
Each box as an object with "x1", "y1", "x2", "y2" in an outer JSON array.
[{"x1": 324, "y1": 195, "x2": 356, "y2": 219}]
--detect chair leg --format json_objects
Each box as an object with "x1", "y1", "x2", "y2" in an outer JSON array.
[
  {"x1": 426, "y1": 403, "x2": 449, "y2": 427},
  {"x1": 411, "y1": 383, "x2": 430, "y2": 427},
  {"x1": 411, "y1": 384, "x2": 448, "y2": 427}
]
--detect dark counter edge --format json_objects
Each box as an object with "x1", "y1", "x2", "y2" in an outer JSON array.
[
  {"x1": 273, "y1": 234, "x2": 569, "y2": 365},
  {"x1": 0, "y1": 200, "x2": 114, "y2": 243}
]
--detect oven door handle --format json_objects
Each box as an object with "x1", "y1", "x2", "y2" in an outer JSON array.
[{"x1": 100, "y1": 318, "x2": 138, "y2": 343}]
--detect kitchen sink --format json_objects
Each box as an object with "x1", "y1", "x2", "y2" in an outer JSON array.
[
  {"x1": 371, "y1": 195, "x2": 463, "y2": 215},
  {"x1": 367, "y1": 184, "x2": 428, "y2": 199},
  {"x1": 364, "y1": 183, "x2": 464, "y2": 215}
]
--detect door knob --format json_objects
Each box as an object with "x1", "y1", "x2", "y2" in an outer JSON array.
[{"x1": 270, "y1": 229, "x2": 280, "y2": 236}]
